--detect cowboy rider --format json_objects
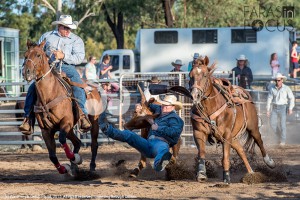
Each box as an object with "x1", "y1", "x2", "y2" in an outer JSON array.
[{"x1": 19, "y1": 15, "x2": 91, "y2": 134}]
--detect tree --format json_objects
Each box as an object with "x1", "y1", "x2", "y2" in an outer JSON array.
[{"x1": 161, "y1": 0, "x2": 175, "y2": 27}]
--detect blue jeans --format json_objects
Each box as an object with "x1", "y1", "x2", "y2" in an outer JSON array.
[
  {"x1": 24, "y1": 82, "x2": 37, "y2": 117},
  {"x1": 270, "y1": 105, "x2": 287, "y2": 143},
  {"x1": 104, "y1": 125, "x2": 170, "y2": 171},
  {"x1": 24, "y1": 64, "x2": 87, "y2": 117}
]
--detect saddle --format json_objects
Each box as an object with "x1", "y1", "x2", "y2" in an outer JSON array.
[
  {"x1": 34, "y1": 69, "x2": 95, "y2": 130},
  {"x1": 212, "y1": 78, "x2": 252, "y2": 105}
]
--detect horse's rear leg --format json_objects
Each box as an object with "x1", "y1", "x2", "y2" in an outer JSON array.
[
  {"x1": 247, "y1": 128, "x2": 275, "y2": 168},
  {"x1": 89, "y1": 116, "x2": 99, "y2": 171},
  {"x1": 42, "y1": 130, "x2": 68, "y2": 174},
  {"x1": 129, "y1": 128, "x2": 148, "y2": 178},
  {"x1": 247, "y1": 105, "x2": 275, "y2": 168}
]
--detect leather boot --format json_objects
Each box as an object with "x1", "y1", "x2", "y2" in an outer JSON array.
[
  {"x1": 19, "y1": 117, "x2": 33, "y2": 135},
  {"x1": 79, "y1": 114, "x2": 91, "y2": 133}
]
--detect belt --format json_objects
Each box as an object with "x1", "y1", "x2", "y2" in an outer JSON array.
[
  {"x1": 272, "y1": 104, "x2": 286, "y2": 108},
  {"x1": 148, "y1": 135, "x2": 169, "y2": 144}
]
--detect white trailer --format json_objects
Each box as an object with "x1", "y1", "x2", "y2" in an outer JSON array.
[{"x1": 101, "y1": 27, "x2": 296, "y2": 77}]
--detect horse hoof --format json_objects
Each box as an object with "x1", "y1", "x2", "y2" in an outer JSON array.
[
  {"x1": 71, "y1": 153, "x2": 83, "y2": 165},
  {"x1": 61, "y1": 164, "x2": 74, "y2": 176},
  {"x1": 263, "y1": 155, "x2": 276, "y2": 169},
  {"x1": 196, "y1": 172, "x2": 208, "y2": 182},
  {"x1": 129, "y1": 168, "x2": 140, "y2": 178}
]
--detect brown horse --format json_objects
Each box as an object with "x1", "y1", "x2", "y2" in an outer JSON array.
[
  {"x1": 124, "y1": 85, "x2": 181, "y2": 177},
  {"x1": 189, "y1": 56, "x2": 275, "y2": 183},
  {"x1": 23, "y1": 40, "x2": 102, "y2": 174}
]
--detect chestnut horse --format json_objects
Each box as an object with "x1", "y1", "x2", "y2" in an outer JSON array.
[
  {"x1": 189, "y1": 56, "x2": 275, "y2": 183},
  {"x1": 23, "y1": 40, "x2": 102, "y2": 174},
  {"x1": 124, "y1": 85, "x2": 181, "y2": 177}
]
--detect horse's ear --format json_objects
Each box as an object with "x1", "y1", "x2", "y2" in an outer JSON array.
[
  {"x1": 203, "y1": 56, "x2": 209, "y2": 66},
  {"x1": 39, "y1": 39, "x2": 46, "y2": 49},
  {"x1": 208, "y1": 62, "x2": 217, "y2": 75},
  {"x1": 27, "y1": 40, "x2": 34, "y2": 49}
]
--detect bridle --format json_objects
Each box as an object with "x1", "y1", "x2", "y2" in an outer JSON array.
[
  {"x1": 190, "y1": 66, "x2": 214, "y2": 100},
  {"x1": 24, "y1": 47, "x2": 55, "y2": 83}
]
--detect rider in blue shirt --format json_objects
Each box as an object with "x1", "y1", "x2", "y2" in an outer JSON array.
[
  {"x1": 99, "y1": 95, "x2": 184, "y2": 172},
  {"x1": 19, "y1": 15, "x2": 91, "y2": 135}
]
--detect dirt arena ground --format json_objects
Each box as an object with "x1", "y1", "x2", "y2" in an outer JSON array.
[{"x1": 0, "y1": 143, "x2": 299, "y2": 200}]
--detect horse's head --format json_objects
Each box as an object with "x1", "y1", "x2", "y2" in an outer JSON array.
[
  {"x1": 189, "y1": 56, "x2": 217, "y2": 103},
  {"x1": 23, "y1": 40, "x2": 48, "y2": 82}
]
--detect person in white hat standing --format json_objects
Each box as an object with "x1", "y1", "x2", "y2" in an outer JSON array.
[
  {"x1": 266, "y1": 73, "x2": 295, "y2": 146},
  {"x1": 170, "y1": 59, "x2": 184, "y2": 72},
  {"x1": 19, "y1": 15, "x2": 91, "y2": 135},
  {"x1": 99, "y1": 95, "x2": 184, "y2": 172},
  {"x1": 229, "y1": 54, "x2": 253, "y2": 89}
]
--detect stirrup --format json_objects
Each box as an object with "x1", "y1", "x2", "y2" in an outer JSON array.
[
  {"x1": 19, "y1": 118, "x2": 33, "y2": 135},
  {"x1": 79, "y1": 115, "x2": 91, "y2": 133}
]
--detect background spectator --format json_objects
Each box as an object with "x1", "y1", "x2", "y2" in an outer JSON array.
[
  {"x1": 291, "y1": 41, "x2": 299, "y2": 78},
  {"x1": 229, "y1": 54, "x2": 253, "y2": 89},
  {"x1": 170, "y1": 59, "x2": 184, "y2": 72},
  {"x1": 266, "y1": 73, "x2": 295, "y2": 146},
  {"x1": 270, "y1": 53, "x2": 280, "y2": 78},
  {"x1": 188, "y1": 53, "x2": 200, "y2": 72},
  {"x1": 83, "y1": 56, "x2": 97, "y2": 80}
]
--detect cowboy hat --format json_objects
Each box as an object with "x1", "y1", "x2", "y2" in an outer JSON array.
[
  {"x1": 147, "y1": 76, "x2": 161, "y2": 83},
  {"x1": 193, "y1": 53, "x2": 200, "y2": 59},
  {"x1": 51, "y1": 15, "x2": 78, "y2": 29},
  {"x1": 236, "y1": 54, "x2": 247, "y2": 61},
  {"x1": 157, "y1": 95, "x2": 183, "y2": 111},
  {"x1": 171, "y1": 59, "x2": 184, "y2": 66},
  {"x1": 274, "y1": 73, "x2": 287, "y2": 82}
]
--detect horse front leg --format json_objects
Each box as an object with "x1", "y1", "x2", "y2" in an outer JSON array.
[
  {"x1": 231, "y1": 140, "x2": 253, "y2": 173},
  {"x1": 129, "y1": 128, "x2": 148, "y2": 178},
  {"x1": 222, "y1": 139, "x2": 231, "y2": 184},
  {"x1": 194, "y1": 129, "x2": 208, "y2": 182},
  {"x1": 89, "y1": 115, "x2": 99, "y2": 171},
  {"x1": 60, "y1": 122, "x2": 82, "y2": 165},
  {"x1": 42, "y1": 129, "x2": 68, "y2": 174}
]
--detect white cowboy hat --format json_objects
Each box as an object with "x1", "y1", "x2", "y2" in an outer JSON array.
[
  {"x1": 51, "y1": 15, "x2": 78, "y2": 29},
  {"x1": 147, "y1": 76, "x2": 161, "y2": 83},
  {"x1": 193, "y1": 53, "x2": 200, "y2": 59},
  {"x1": 274, "y1": 73, "x2": 287, "y2": 82},
  {"x1": 171, "y1": 59, "x2": 184, "y2": 66},
  {"x1": 157, "y1": 95, "x2": 183, "y2": 111},
  {"x1": 236, "y1": 54, "x2": 247, "y2": 61}
]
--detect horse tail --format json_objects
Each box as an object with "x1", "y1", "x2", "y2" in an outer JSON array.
[{"x1": 239, "y1": 131, "x2": 256, "y2": 154}]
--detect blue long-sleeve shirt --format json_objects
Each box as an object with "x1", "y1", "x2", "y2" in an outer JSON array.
[
  {"x1": 38, "y1": 30, "x2": 85, "y2": 65},
  {"x1": 148, "y1": 104, "x2": 184, "y2": 147}
]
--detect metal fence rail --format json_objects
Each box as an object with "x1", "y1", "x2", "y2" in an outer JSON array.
[{"x1": 1, "y1": 73, "x2": 300, "y2": 147}]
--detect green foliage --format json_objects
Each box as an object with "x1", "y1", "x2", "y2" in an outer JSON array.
[{"x1": 1, "y1": 0, "x2": 300, "y2": 59}]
